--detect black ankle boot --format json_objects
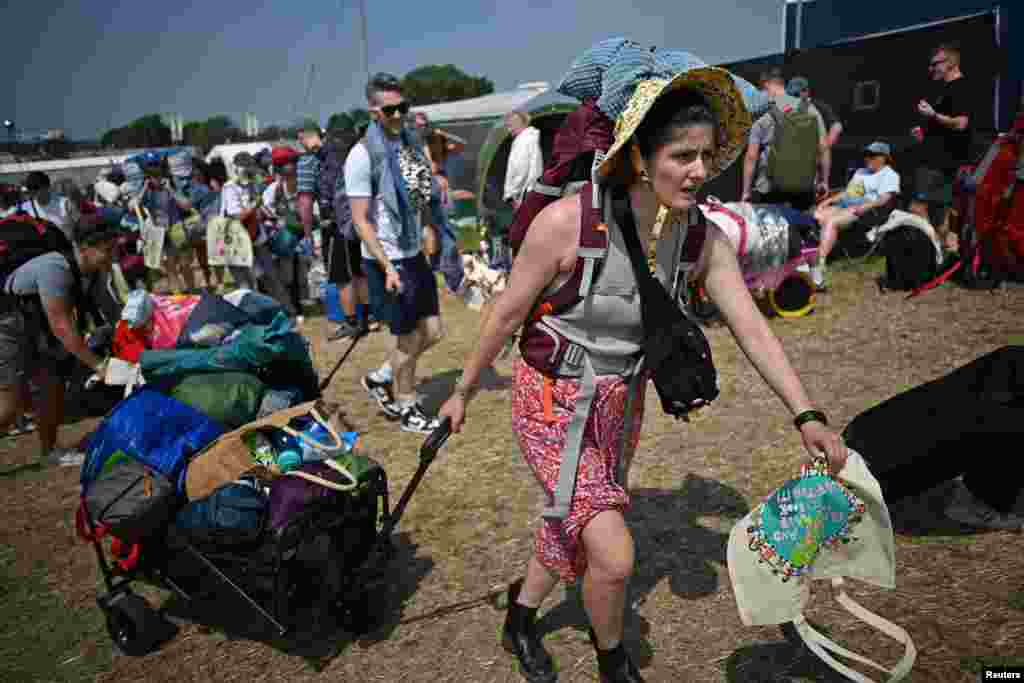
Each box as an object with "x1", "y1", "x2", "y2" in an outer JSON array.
[
  {"x1": 502, "y1": 579, "x2": 557, "y2": 682},
  {"x1": 594, "y1": 635, "x2": 644, "y2": 683}
]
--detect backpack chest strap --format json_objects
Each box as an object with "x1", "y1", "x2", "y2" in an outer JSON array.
[{"x1": 531, "y1": 182, "x2": 564, "y2": 197}]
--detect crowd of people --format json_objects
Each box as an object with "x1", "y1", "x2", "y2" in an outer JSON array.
[
  {"x1": 0, "y1": 81, "x2": 483, "y2": 463},
  {"x1": 735, "y1": 42, "x2": 974, "y2": 292}
]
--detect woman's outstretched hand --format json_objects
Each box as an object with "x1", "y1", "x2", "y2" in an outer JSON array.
[
  {"x1": 799, "y1": 421, "x2": 848, "y2": 473},
  {"x1": 438, "y1": 395, "x2": 467, "y2": 434}
]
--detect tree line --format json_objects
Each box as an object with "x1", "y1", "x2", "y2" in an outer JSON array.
[{"x1": 98, "y1": 64, "x2": 494, "y2": 153}]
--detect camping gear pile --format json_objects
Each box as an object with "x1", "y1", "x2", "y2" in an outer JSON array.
[
  {"x1": 907, "y1": 112, "x2": 1024, "y2": 296},
  {"x1": 75, "y1": 286, "x2": 454, "y2": 655},
  {"x1": 955, "y1": 112, "x2": 1024, "y2": 282},
  {"x1": 695, "y1": 200, "x2": 821, "y2": 319}
]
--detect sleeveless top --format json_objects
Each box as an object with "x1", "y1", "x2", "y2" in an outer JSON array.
[{"x1": 538, "y1": 187, "x2": 693, "y2": 376}]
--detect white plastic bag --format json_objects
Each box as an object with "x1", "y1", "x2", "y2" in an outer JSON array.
[
  {"x1": 307, "y1": 262, "x2": 328, "y2": 304},
  {"x1": 121, "y1": 290, "x2": 155, "y2": 328}
]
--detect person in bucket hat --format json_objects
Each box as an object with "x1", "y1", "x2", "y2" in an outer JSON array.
[
  {"x1": 727, "y1": 449, "x2": 917, "y2": 682},
  {"x1": 812, "y1": 140, "x2": 901, "y2": 290},
  {"x1": 440, "y1": 37, "x2": 842, "y2": 683}
]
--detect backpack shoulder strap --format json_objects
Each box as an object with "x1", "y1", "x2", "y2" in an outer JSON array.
[
  {"x1": 703, "y1": 200, "x2": 748, "y2": 258},
  {"x1": 525, "y1": 182, "x2": 609, "y2": 321},
  {"x1": 576, "y1": 181, "x2": 609, "y2": 299}
]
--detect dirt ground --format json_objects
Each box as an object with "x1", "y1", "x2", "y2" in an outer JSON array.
[{"x1": 1, "y1": 265, "x2": 1022, "y2": 683}]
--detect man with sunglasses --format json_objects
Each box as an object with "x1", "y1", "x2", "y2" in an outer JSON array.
[
  {"x1": 345, "y1": 72, "x2": 444, "y2": 435},
  {"x1": 912, "y1": 43, "x2": 974, "y2": 233}
]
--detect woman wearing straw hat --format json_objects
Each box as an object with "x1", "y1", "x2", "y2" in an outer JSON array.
[{"x1": 439, "y1": 39, "x2": 846, "y2": 683}]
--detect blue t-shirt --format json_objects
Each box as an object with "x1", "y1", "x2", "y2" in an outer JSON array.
[
  {"x1": 189, "y1": 183, "x2": 220, "y2": 221},
  {"x1": 141, "y1": 187, "x2": 182, "y2": 226}
]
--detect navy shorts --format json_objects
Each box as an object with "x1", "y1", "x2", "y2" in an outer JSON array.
[
  {"x1": 324, "y1": 228, "x2": 363, "y2": 285},
  {"x1": 364, "y1": 252, "x2": 440, "y2": 336}
]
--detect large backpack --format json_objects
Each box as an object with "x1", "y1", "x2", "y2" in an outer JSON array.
[
  {"x1": 508, "y1": 99, "x2": 614, "y2": 255},
  {"x1": 315, "y1": 141, "x2": 347, "y2": 224},
  {"x1": 765, "y1": 99, "x2": 820, "y2": 195},
  {"x1": 0, "y1": 212, "x2": 76, "y2": 284},
  {"x1": 1, "y1": 211, "x2": 105, "y2": 336},
  {"x1": 956, "y1": 113, "x2": 1024, "y2": 280},
  {"x1": 880, "y1": 225, "x2": 940, "y2": 291}
]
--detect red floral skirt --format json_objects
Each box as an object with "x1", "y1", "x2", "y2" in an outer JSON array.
[{"x1": 511, "y1": 358, "x2": 646, "y2": 582}]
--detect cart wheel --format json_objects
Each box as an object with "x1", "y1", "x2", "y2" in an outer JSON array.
[
  {"x1": 103, "y1": 592, "x2": 176, "y2": 657},
  {"x1": 768, "y1": 273, "x2": 816, "y2": 319}
]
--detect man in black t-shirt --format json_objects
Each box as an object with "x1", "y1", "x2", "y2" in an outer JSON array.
[
  {"x1": 787, "y1": 76, "x2": 843, "y2": 150},
  {"x1": 912, "y1": 43, "x2": 974, "y2": 228}
]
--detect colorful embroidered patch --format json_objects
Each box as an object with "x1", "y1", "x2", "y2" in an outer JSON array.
[{"x1": 747, "y1": 460, "x2": 866, "y2": 581}]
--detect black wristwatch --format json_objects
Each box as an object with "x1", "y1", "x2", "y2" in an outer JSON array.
[{"x1": 793, "y1": 409, "x2": 828, "y2": 431}]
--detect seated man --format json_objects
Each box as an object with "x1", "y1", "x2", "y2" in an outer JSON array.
[{"x1": 812, "y1": 141, "x2": 900, "y2": 290}]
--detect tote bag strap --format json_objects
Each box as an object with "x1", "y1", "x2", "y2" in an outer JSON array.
[
  {"x1": 284, "y1": 458, "x2": 358, "y2": 492},
  {"x1": 279, "y1": 406, "x2": 344, "y2": 452},
  {"x1": 794, "y1": 577, "x2": 916, "y2": 683}
]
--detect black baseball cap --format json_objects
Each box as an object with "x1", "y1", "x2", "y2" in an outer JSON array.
[{"x1": 74, "y1": 213, "x2": 120, "y2": 247}]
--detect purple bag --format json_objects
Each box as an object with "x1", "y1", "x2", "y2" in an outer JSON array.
[{"x1": 266, "y1": 461, "x2": 358, "y2": 532}]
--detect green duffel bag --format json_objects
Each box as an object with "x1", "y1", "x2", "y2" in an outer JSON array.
[{"x1": 169, "y1": 373, "x2": 266, "y2": 430}]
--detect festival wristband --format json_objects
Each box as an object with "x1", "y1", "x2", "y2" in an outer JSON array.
[
  {"x1": 453, "y1": 381, "x2": 477, "y2": 402},
  {"x1": 793, "y1": 409, "x2": 828, "y2": 431}
]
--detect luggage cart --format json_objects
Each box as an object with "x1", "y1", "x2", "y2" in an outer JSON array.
[{"x1": 77, "y1": 417, "x2": 452, "y2": 656}]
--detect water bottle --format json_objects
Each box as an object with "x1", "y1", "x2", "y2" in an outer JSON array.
[
  {"x1": 267, "y1": 429, "x2": 302, "y2": 472},
  {"x1": 276, "y1": 449, "x2": 303, "y2": 473},
  {"x1": 297, "y1": 423, "x2": 330, "y2": 463}
]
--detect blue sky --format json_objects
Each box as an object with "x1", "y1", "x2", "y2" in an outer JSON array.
[{"x1": 2, "y1": 1, "x2": 785, "y2": 140}]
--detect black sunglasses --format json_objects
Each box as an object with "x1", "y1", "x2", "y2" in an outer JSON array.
[{"x1": 379, "y1": 101, "x2": 411, "y2": 117}]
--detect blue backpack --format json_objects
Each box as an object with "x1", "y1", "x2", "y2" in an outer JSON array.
[{"x1": 174, "y1": 480, "x2": 268, "y2": 547}]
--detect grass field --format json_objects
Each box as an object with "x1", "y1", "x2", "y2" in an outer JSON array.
[{"x1": 1, "y1": 260, "x2": 1022, "y2": 682}]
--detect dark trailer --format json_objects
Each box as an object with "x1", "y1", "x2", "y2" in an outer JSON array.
[{"x1": 706, "y1": 9, "x2": 1012, "y2": 201}]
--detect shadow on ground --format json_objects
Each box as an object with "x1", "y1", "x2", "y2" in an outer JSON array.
[
  {"x1": 415, "y1": 366, "x2": 513, "y2": 414},
  {"x1": 157, "y1": 531, "x2": 433, "y2": 672},
  {"x1": 532, "y1": 473, "x2": 751, "y2": 670},
  {"x1": 724, "y1": 634, "x2": 851, "y2": 683}
]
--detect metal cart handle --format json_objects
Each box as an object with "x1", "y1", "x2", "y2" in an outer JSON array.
[{"x1": 380, "y1": 417, "x2": 453, "y2": 540}]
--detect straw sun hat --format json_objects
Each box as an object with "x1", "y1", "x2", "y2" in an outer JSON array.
[
  {"x1": 598, "y1": 66, "x2": 755, "y2": 182},
  {"x1": 556, "y1": 38, "x2": 767, "y2": 184}
]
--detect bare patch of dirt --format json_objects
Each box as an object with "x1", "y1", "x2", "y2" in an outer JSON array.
[{"x1": 1, "y1": 270, "x2": 1022, "y2": 682}]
